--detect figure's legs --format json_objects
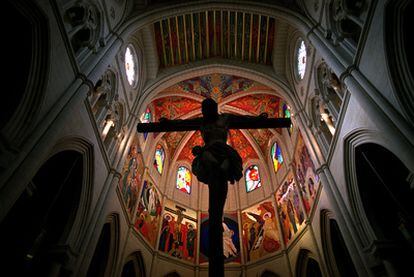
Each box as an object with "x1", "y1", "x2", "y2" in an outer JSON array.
[{"x1": 208, "y1": 172, "x2": 228, "y2": 277}]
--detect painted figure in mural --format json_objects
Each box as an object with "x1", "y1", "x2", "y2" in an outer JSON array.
[
  {"x1": 186, "y1": 223, "x2": 196, "y2": 258},
  {"x1": 222, "y1": 222, "x2": 237, "y2": 258},
  {"x1": 137, "y1": 98, "x2": 291, "y2": 277}
]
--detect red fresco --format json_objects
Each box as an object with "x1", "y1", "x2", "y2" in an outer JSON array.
[
  {"x1": 162, "y1": 131, "x2": 187, "y2": 160},
  {"x1": 177, "y1": 131, "x2": 204, "y2": 162},
  {"x1": 152, "y1": 97, "x2": 201, "y2": 121},
  {"x1": 227, "y1": 94, "x2": 282, "y2": 118},
  {"x1": 228, "y1": 129, "x2": 258, "y2": 161},
  {"x1": 247, "y1": 128, "x2": 275, "y2": 155}
]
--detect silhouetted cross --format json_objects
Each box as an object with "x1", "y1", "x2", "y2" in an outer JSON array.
[{"x1": 137, "y1": 98, "x2": 291, "y2": 277}]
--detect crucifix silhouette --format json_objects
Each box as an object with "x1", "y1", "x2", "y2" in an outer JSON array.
[{"x1": 137, "y1": 98, "x2": 291, "y2": 277}]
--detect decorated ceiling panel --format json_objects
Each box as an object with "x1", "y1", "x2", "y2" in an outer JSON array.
[
  {"x1": 177, "y1": 131, "x2": 204, "y2": 163},
  {"x1": 160, "y1": 73, "x2": 272, "y2": 102},
  {"x1": 163, "y1": 131, "x2": 187, "y2": 160},
  {"x1": 154, "y1": 11, "x2": 275, "y2": 68},
  {"x1": 226, "y1": 94, "x2": 284, "y2": 117},
  {"x1": 153, "y1": 96, "x2": 201, "y2": 120},
  {"x1": 247, "y1": 128, "x2": 276, "y2": 155},
  {"x1": 228, "y1": 129, "x2": 259, "y2": 161}
]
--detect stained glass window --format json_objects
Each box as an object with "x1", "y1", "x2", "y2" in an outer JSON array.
[
  {"x1": 176, "y1": 166, "x2": 191, "y2": 194},
  {"x1": 283, "y1": 103, "x2": 293, "y2": 136},
  {"x1": 296, "y1": 40, "x2": 307, "y2": 80},
  {"x1": 141, "y1": 107, "x2": 151, "y2": 140},
  {"x1": 271, "y1": 142, "x2": 284, "y2": 173},
  {"x1": 125, "y1": 45, "x2": 138, "y2": 87},
  {"x1": 245, "y1": 165, "x2": 261, "y2": 192},
  {"x1": 154, "y1": 144, "x2": 165, "y2": 174}
]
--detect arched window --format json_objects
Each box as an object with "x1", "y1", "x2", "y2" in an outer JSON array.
[
  {"x1": 140, "y1": 107, "x2": 151, "y2": 140},
  {"x1": 282, "y1": 103, "x2": 293, "y2": 136},
  {"x1": 124, "y1": 45, "x2": 138, "y2": 87},
  {"x1": 176, "y1": 166, "x2": 191, "y2": 194},
  {"x1": 245, "y1": 165, "x2": 261, "y2": 192},
  {"x1": 295, "y1": 40, "x2": 307, "y2": 80},
  {"x1": 121, "y1": 251, "x2": 146, "y2": 277},
  {"x1": 271, "y1": 142, "x2": 283, "y2": 173},
  {"x1": 153, "y1": 145, "x2": 165, "y2": 174}
]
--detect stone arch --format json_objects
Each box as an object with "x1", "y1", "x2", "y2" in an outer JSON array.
[
  {"x1": 344, "y1": 129, "x2": 414, "y2": 246},
  {"x1": 121, "y1": 251, "x2": 146, "y2": 277},
  {"x1": 344, "y1": 131, "x2": 414, "y2": 275},
  {"x1": 385, "y1": 0, "x2": 414, "y2": 125},
  {"x1": 87, "y1": 213, "x2": 120, "y2": 277},
  {"x1": 0, "y1": 137, "x2": 94, "y2": 276},
  {"x1": 295, "y1": 249, "x2": 323, "y2": 277},
  {"x1": 320, "y1": 209, "x2": 358, "y2": 277},
  {"x1": 50, "y1": 136, "x2": 94, "y2": 252},
  {"x1": 1, "y1": 0, "x2": 49, "y2": 150}
]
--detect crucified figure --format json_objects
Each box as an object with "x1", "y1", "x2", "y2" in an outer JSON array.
[{"x1": 137, "y1": 98, "x2": 291, "y2": 277}]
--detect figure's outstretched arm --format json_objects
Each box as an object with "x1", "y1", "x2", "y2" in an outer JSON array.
[
  {"x1": 137, "y1": 117, "x2": 203, "y2": 133},
  {"x1": 223, "y1": 113, "x2": 291, "y2": 130}
]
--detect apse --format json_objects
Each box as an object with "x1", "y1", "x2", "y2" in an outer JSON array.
[{"x1": 117, "y1": 73, "x2": 321, "y2": 269}]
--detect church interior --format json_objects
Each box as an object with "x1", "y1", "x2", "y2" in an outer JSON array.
[{"x1": 1, "y1": 0, "x2": 413, "y2": 276}]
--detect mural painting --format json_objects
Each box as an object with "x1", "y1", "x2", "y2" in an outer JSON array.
[
  {"x1": 294, "y1": 132, "x2": 320, "y2": 215},
  {"x1": 275, "y1": 173, "x2": 305, "y2": 245},
  {"x1": 241, "y1": 200, "x2": 281, "y2": 262},
  {"x1": 134, "y1": 178, "x2": 162, "y2": 247},
  {"x1": 199, "y1": 212, "x2": 241, "y2": 264},
  {"x1": 119, "y1": 135, "x2": 144, "y2": 218},
  {"x1": 158, "y1": 199, "x2": 197, "y2": 263}
]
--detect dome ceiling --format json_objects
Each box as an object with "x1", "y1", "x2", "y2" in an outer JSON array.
[
  {"x1": 146, "y1": 73, "x2": 290, "y2": 164},
  {"x1": 153, "y1": 10, "x2": 276, "y2": 67}
]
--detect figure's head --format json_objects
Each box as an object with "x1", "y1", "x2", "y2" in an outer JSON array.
[{"x1": 202, "y1": 98, "x2": 218, "y2": 119}]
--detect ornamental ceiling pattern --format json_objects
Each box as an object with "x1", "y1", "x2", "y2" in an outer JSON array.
[
  {"x1": 226, "y1": 94, "x2": 283, "y2": 117},
  {"x1": 152, "y1": 96, "x2": 201, "y2": 121},
  {"x1": 154, "y1": 10, "x2": 275, "y2": 68},
  {"x1": 159, "y1": 73, "x2": 272, "y2": 102},
  {"x1": 151, "y1": 74, "x2": 288, "y2": 164}
]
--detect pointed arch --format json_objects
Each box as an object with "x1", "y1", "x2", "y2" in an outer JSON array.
[
  {"x1": 320, "y1": 209, "x2": 358, "y2": 277},
  {"x1": 295, "y1": 249, "x2": 323, "y2": 277},
  {"x1": 121, "y1": 251, "x2": 146, "y2": 277},
  {"x1": 1, "y1": 0, "x2": 49, "y2": 149},
  {"x1": 87, "y1": 213, "x2": 120, "y2": 277},
  {"x1": 385, "y1": 0, "x2": 414, "y2": 125},
  {"x1": 0, "y1": 136, "x2": 94, "y2": 276}
]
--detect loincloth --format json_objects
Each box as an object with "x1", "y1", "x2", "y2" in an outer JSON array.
[{"x1": 191, "y1": 141, "x2": 243, "y2": 184}]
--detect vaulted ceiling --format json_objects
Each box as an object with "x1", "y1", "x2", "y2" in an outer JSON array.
[{"x1": 146, "y1": 74, "x2": 289, "y2": 164}]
